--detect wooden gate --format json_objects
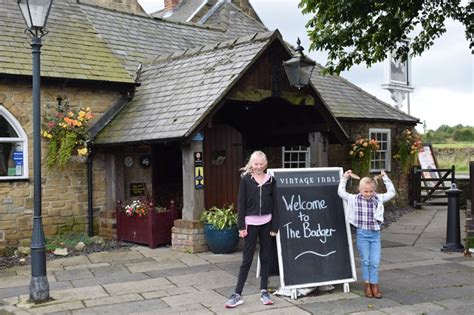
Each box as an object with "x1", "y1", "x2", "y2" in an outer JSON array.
[
  {"x1": 409, "y1": 165, "x2": 456, "y2": 208},
  {"x1": 203, "y1": 124, "x2": 243, "y2": 210}
]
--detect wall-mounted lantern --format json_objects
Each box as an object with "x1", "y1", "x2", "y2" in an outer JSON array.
[{"x1": 283, "y1": 38, "x2": 316, "y2": 89}]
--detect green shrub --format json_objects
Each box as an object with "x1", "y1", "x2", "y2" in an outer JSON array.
[
  {"x1": 45, "y1": 233, "x2": 94, "y2": 251},
  {"x1": 200, "y1": 204, "x2": 237, "y2": 230}
]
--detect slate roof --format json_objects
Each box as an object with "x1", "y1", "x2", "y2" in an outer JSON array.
[
  {"x1": 153, "y1": 0, "x2": 206, "y2": 21},
  {"x1": 95, "y1": 32, "x2": 278, "y2": 144},
  {"x1": 203, "y1": 2, "x2": 267, "y2": 38},
  {"x1": 0, "y1": 0, "x2": 132, "y2": 83},
  {"x1": 311, "y1": 64, "x2": 418, "y2": 122},
  {"x1": 80, "y1": 4, "x2": 227, "y2": 77},
  {"x1": 0, "y1": 0, "x2": 419, "y2": 128}
]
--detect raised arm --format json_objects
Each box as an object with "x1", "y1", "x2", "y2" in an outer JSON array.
[
  {"x1": 337, "y1": 170, "x2": 353, "y2": 201},
  {"x1": 379, "y1": 170, "x2": 396, "y2": 202}
]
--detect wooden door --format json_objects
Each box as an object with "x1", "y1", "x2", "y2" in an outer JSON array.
[{"x1": 203, "y1": 124, "x2": 243, "y2": 210}]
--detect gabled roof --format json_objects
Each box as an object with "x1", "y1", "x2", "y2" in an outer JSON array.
[
  {"x1": 80, "y1": 4, "x2": 227, "y2": 77},
  {"x1": 0, "y1": 0, "x2": 419, "y2": 125},
  {"x1": 0, "y1": 0, "x2": 227, "y2": 83},
  {"x1": 94, "y1": 31, "x2": 277, "y2": 144},
  {"x1": 0, "y1": 0, "x2": 133, "y2": 83},
  {"x1": 311, "y1": 64, "x2": 419, "y2": 122}
]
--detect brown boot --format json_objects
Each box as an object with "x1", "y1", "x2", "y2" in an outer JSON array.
[
  {"x1": 371, "y1": 284, "x2": 382, "y2": 298},
  {"x1": 364, "y1": 282, "x2": 373, "y2": 298}
]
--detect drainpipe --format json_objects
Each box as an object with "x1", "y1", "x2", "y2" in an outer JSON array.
[{"x1": 86, "y1": 140, "x2": 94, "y2": 237}]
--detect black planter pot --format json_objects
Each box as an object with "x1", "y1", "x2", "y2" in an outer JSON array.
[{"x1": 203, "y1": 223, "x2": 239, "y2": 254}]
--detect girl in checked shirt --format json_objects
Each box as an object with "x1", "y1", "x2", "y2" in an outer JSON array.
[{"x1": 338, "y1": 170, "x2": 395, "y2": 299}]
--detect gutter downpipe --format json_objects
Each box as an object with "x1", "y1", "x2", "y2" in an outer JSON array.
[{"x1": 86, "y1": 140, "x2": 94, "y2": 237}]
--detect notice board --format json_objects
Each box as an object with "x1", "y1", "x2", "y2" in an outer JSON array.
[{"x1": 268, "y1": 167, "x2": 356, "y2": 290}]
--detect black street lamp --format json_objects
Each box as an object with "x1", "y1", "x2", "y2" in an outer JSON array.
[
  {"x1": 283, "y1": 38, "x2": 316, "y2": 89},
  {"x1": 17, "y1": 0, "x2": 54, "y2": 303}
]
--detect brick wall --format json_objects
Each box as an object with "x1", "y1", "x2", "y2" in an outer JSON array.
[{"x1": 0, "y1": 80, "x2": 122, "y2": 253}]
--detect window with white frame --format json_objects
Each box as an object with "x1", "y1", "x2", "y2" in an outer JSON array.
[
  {"x1": 0, "y1": 105, "x2": 28, "y2": 180},
  {"x1": 282, "y1": 146, "x2": 310, "y2": 168},
  {"x1": 369, "y1": 128, "x2": 391, "y2": 172}
]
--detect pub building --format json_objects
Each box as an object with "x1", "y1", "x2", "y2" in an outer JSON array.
[{"x1": 0, "y1": 0, "x2": 418, "y2": 253}]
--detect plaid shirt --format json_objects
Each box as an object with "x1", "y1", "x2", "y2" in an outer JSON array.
[{"x1": 355, "y1": 194, "x2": 380, "y2": 230}]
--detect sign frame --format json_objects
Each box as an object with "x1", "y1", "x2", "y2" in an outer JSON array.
[
  {"x1": 268, "y1": 167, "x2": 357, "y2": 293},
  {"x1": 417, "y1": 143, "x2": 444, "y2": 188}
]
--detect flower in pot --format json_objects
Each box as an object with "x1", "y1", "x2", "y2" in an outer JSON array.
[
  {"x1": 200, "y1": 204, "x2": 239, "y2": 254},
  {"x1": 116, "y1": 194, "x2": 173, "y2": 248}
]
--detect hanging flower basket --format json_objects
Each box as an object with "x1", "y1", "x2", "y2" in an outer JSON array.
[
  {"x1": 42, "y1": 102, "x2": 93, "y2": 169},
  {"x1": 393, "y1": 128, "x2": 422, "y2": 172},
  {"x1": 348, "y1": 136, "x2": 379, "y2": 177}
]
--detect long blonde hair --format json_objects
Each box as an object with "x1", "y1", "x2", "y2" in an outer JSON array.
[{"x1": 240, "y1": 150, "x2": 268, "y2": 177}]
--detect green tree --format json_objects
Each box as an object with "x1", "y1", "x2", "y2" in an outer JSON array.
[
  {"x1": 299, "y1": 0, "x2": 473, "y2": 74},
  {"x1": 453, "y1": 128, "x2": 474, "y2": 141}
]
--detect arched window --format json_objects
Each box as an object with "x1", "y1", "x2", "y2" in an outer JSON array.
[{"x1": 0, "y1": 105, "x2": 29, "y2": 180}]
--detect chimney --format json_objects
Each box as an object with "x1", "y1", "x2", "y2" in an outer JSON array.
[
  {"x1": 79, "y1": 0, "x2": 146, "y2": 15},
  {"x1": 164, "y1": 0, "x2": 181, "y2": 11}
]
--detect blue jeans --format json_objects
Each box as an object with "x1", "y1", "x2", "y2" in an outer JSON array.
[{"x1": 356, "y1": 229, "x2": 381, "y2": 284}]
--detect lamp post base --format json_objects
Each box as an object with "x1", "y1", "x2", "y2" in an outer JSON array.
[
  {"x1": 441, "y1": 243, "x2": 464, "y2": 253},
  {"x1": 29, "y1": 276, "x2": 50, "y2": 303}
]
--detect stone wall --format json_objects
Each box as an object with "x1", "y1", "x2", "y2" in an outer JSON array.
[
  {"x1": 0, "y1": 79, "x2": 122, "y2": 253},
  {"x1": 328, "y1": 120, "x2": 416, "y2": 206}
]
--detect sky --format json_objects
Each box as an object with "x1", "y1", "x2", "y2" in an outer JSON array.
[{"x1": 138, "y1": 0, "x2": 473, "y2": 132}]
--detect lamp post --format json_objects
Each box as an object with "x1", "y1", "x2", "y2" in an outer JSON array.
[
  {"x1": 283, "y1": 38, "x2": 316, "y2": 89},
  {"x1": 17, "y1": 0, "x2": 54, "y2": 303}
]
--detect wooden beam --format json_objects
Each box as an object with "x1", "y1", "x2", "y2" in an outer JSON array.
[{"x1": 227, "y1": 88, "x2": 315, "y2": 105}]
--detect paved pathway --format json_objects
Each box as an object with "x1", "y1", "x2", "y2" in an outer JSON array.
[{"x1": 0, "y1": 207, "x2": 472, "y2": 314}]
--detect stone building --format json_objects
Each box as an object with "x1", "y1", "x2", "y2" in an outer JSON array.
[{"x1": 0, "y1": 0, "x2": 418, "y2": 253}]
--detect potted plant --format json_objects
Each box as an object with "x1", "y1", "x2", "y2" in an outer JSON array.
[
  {"x1": 116, "y1": 196, "x2": 175, "y2": 249},
  {"x1": 200, "y1": 204, "x2": 239, "y2": 254}
]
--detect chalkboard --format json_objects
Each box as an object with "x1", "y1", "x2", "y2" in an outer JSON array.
[{"x1": 269, "y1": 167, "x2": 356, "y2": 290}]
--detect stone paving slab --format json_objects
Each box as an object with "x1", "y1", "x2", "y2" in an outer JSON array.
[
  {"x1": 87, "y1": 250, "x2": 144, "y2": 263},
  {"x1": 54, "y1": 268, "x2": 94, "y2": 281},
  {"x1": 378, "y1": 302, "x2": 445, "y2": 314},
  {"x1": 70, "y1": 271, "x2": 150, "y2": 288},
  {"x1": 125, "y1": 259, "x2": 188, "y2": 273},
  {"x1": 203, "y1": 292, "x2": 293, "y2": 314},
  {"x1": 102, "y1": 277, "x2": 173, "y2": 295},
  {"x1": 82, "y1": 293, "x2": 143, "y2": 307},
  {"x1": 72, "y1": 298, "x2": 169, "y2": 314},
  {"x1": 144, "y1": 263, "x2": 221, "y2": 278},
  {"x1": 161, "y1": 289, "x2": 225, "y2": 307},
  {"x1": 141, "y1": 285, "x2": 198, "y2": 299},
  {"x1": 297, "y1": 295, "x2": 401, "y2": 314},
  {"x1": 136, "y1": 303, "x2": 213, "y2": 315},
  {"x1": 167, "y1": 270, "x2": 237, "y2": 290},
  {"x1": 64, "y1": 262, "x2": 110, "y2": 271}
]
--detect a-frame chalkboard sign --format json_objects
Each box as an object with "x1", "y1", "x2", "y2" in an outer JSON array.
[{"x1": 268, "y1": 167, "x2": 356, "y2": 299}]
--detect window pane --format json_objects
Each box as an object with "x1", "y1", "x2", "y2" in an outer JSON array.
[
  {"x1": 282, "y1": 146, "x2": 309, "y2": 168},
  {"x1": 370, "y1": 130, "x2": 390, "y2": 171},
  {"x1": 0, "y1": 142, "x2": 23, "y2": 176},
  {"x1": 0, "y1": 116, "x2": 19, "y2": 137}
]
